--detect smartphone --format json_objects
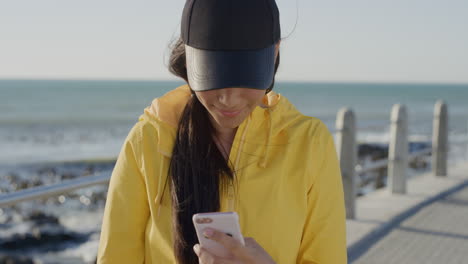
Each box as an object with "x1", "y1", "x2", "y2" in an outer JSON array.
[{"x1": 192, "y1": 211, "x2": 245, "y2": 258}]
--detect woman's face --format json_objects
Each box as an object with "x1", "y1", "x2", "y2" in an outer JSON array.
[
  {"x1": 192, "y1": 41, "x2": 280, "y2": 134},
  {"x1": 195, "y1": 88, "x2": 265, "y2": 132}
]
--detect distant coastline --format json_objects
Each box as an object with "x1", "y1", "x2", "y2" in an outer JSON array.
[{"x1": 1, "y1": 78, "x2": 468, "y2": 86}]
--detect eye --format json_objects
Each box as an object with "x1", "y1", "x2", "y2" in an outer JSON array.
[{"x1": 225, "y1": 233, "x2": 233, "y2": 237}]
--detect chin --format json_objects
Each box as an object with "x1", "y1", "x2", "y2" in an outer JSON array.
[
  {"x1": 213, "y1": 117, "x2": 244, "y2": 129},
  {"x1": 217, "y1": 121, "x2": 241, "y2": 129}
]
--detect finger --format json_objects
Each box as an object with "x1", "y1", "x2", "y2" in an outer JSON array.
[
  {"x1": 203, "y1": 228, "x2": 249, "y2": 260},
  {"x1": 203, "y1": 228, "x2": 242, "y2": 250},
  {"x1": 193, "y1": 244, "x2": 201, "y2": 257},
  {"x1": 196, "y1": 245, "x2": 214, "y2": 264},
  {"x1": 197, "y1": 245, "x2": 239, "y2": 264}
]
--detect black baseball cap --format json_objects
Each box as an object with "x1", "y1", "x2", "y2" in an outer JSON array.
[{"x1": 181, "y1": 0, "x2": 281, "y2": 92}]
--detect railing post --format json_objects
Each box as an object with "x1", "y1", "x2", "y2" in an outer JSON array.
[
  {"x1": 336, "y1": 108, "x2": 356, "y2": 219},
  {"x1": 432, "y1": 100, "x2": 448, "y2": 176},
  {"x1": 388, "y1": 104, "x2": 408, "y2": 194}
]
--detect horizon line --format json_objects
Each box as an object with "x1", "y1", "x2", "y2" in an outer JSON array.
[{"x1": 0, "y1": 77, "x2": 467, "y2": 86}]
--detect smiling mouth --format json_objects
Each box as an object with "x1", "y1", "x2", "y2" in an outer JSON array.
[{"x1": 217, "y1": 108, "x2": 242, "y2": 117}]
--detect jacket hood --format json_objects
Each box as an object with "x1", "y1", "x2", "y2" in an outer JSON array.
[{"x1": 138, "y1": 84, "x2": 305, "y2": 168}]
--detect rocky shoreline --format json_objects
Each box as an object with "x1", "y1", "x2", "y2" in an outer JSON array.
[{"x1": 0, "y1": 159, "x2": 114, "y2": 264}]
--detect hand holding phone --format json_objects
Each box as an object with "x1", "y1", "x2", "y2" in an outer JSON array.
[{"x1": 192, "y1": 211, "x2": 245, "y2": 258}]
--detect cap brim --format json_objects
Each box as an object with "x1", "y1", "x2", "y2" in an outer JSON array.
[{"x1": 185, "y1": 44, "x2": 275, "y2": 92}]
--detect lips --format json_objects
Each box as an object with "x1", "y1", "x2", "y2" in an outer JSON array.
[{"x1": 217, "y1": 108, "x2": 242, "y2": 117}]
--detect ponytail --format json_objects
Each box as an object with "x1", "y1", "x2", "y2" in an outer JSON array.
[{"x1": 166, "y1": 36, "x2": 280, "y2": 263}]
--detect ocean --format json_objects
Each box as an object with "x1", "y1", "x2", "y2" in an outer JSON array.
[
  {"x1": 1, "y1": 79, "x2": 468, "y2": 263},
  {"x1": 1, "y1": 79, "x2": 468, "y2": 165}
]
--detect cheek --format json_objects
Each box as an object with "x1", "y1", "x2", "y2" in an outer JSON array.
[
  {"x1": 247, "y1": 92, "x2": 266, "y2": 106},
  {"x1": 195, "y1": 90, "x2": 265, "y2": 110},
  {"x1": 194, "y1": 93, "x2": 213, "y2": 108}
]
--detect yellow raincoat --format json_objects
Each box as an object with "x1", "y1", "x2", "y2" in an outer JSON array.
[{"x1": 97, "y1": 84, "x2": 347, "y2": 263}]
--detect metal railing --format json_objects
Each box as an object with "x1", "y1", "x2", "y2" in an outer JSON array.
[{"x1": 0, "y1": 173, "x2": 110, "y2": 207}]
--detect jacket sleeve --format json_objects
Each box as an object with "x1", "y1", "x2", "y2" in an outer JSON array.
[
  {"x1": 297, "y1": 122, "x2": 347, "y2": 264},
  {"x1": 97, "y1": 124, "x2": 150, "y2": 263}
]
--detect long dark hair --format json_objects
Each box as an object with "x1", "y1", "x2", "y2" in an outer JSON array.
[{"x1": 167, "y1": 36, "x2": 280, "y2": 264}]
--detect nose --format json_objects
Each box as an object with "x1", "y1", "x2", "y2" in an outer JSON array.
[{"x1": 216, "y1": 88, "x2": 241, "y2": 108}]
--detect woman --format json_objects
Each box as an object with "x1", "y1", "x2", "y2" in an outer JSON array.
[{"x1": 97, "y1": 0, "x2": 347, "y2": 263}]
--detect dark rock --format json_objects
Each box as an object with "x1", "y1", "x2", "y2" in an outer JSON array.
[
  {"x1": 82, "y1": 166, "x2": 95, "y2": 176},
  {"x1": 16, "y1": 181, "x2": 30, "y2": 191},
  {"x1": 1, "y1": 211, "x2": 90, "y2": 252},
  {"x1": 358, "y1": 143, "x2": 388, "y2": 161},
  {"x1": 60, "y1": 172, "x2": 77, "y2": 180},
  {"x1": 28, "y1": 177, "x2": 42, "y2": 188},
  {"x1": 0, "y1": 255, "x2": 34, "y2": 264},
  {"x1": 0, "y1": 230, "x2": 89, "y2": 252},
  {"x1": 409, "y1": 141, "x2": 431, "y2": 153},
  {"x1": 409, "y1": 156, "x2": 429, "y2": 169},
  {"x1": 0, "y1": 187, "x2": 9, "y2": 194},
  {"x1": 10, "y1": 179, "x2": 32, "y2": 192},
  {"x1": 358, "y1": 141, "x2": 431, "y2": 162},
  {"x1": 4, "y1": 173, "x2": 20, "y2": 184},
  {"x1": 37, "y1": 167, "x2": 57, "y2": 177},
  {"x1": 24, "y1": 211, "x2": 59, "y2": 226}
]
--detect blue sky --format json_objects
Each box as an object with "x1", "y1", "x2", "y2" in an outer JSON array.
[{"x1": 0, "y1": 0, "x2": 467, "y2": 83}]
